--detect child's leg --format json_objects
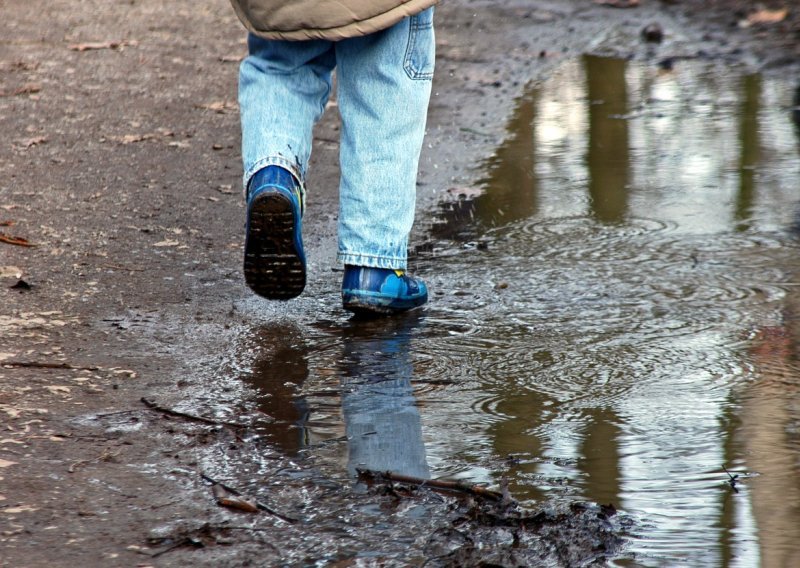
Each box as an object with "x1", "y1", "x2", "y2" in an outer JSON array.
[
  {"x1": 239, "y1": 36, "x2": 335, "y2": 299},
  {"x1": 238, "y1": 34, "x2": 336, "y2": 193},
  {"x1": 334, "y1": 8, "x2": 435, "y2": 270}
]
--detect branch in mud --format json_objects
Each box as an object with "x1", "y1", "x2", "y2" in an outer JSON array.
[
  {"x1": 0, "y1": 232, "x2": 36, "y2": 247},
  {"x1": 1, "y1": 360, "x2": 100, "y2": 371},
  {"x1": 201, "y1": 473, "x2": 298, "y2": 524},
  {"x1": 140, "y1": 397, "x2": 246, "y2": 429},
  {"x1": 357, "y1": 469, "x2": 505, "y2": 502}
]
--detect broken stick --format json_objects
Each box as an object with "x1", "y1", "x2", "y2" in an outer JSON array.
[
  {"x1": 140, "y1": 397, "x2": 245, "y2": 428},
  {"x1": 1, "y1": 360, "x2": 99, "y2": 371},
  {"x1": 357, "y1": 469, "x2": 504, "y2": 501},
  {"x1": 201, "y1": 473, "x2": 297, "y2": 523}
]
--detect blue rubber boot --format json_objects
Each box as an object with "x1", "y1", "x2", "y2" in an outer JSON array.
[
  {"x1": 342, "y1": 265, "x2": 428, "y2": 315},
  {"x1": 244, "y1": 166, "x2": 306, "y2": 300}
]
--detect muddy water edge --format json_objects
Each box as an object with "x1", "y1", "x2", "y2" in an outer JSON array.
[{"x1": 2, "y1": 0, "x2": 800, "y2": 567}]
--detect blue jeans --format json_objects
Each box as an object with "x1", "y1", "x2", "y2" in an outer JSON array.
[{"x1": 238, "y1": 9, "x2": 435, "y2": 269}]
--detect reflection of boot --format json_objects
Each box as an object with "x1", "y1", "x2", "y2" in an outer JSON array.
[
  {"x1": 340, "y1": 315, "x2": 430, "y2": 478},
  {"x1": 243, "y1": 326, "x2": 309, "y2": 454}
]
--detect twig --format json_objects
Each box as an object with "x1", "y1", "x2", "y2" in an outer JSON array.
[
  {"x1": 357, "y1": 469, "x2": 504, "y2": 501},
  {"x1": 201, "y1": 473, "x2": 297, "y2": 524},
  {"x1": 140, "y1": 398, "x2": 245, "y2": 428},
  {"x1": 210, "y1": 525, "x2": 272, "y2": 532},
  {"x1": 149, "y1": 537, "x2": 204, "y2": 558},
  {"x1": 1, "y1": 361, "x2": 100, "y2": 371},
  {"x1": 722, "y1": 465, "x2": 740, "y2": 493},
  {"x1": 0, "y1": 232, "x2": 36, "y2": 247},
  {"x1": 100, "y1": 263, "x2": 145, "y2": 272},
  {"x1": 91, "y1": 409, "x2": 143, "y2": 419}
]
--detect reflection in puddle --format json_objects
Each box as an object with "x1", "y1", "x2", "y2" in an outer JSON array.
[
  {"x1": 339, "y1": 317, "x2": 429, "y2": 479},
  {"x1": 242, "y1": 326, "x2": 310, "y2": 454},
  {"x1": 242, "y1": 316, "x2": 429, "y2": 479},
  {"x1": 423, "y1": 56, "x2": 800, "y2": 566},
  {"x1": 240, "y1": 58, "x2": 800, "y2": 566}
]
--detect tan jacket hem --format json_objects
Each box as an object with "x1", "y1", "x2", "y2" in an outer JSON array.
[{"x1": 230, "y1": 0, "x2": 437, "y2": 41}]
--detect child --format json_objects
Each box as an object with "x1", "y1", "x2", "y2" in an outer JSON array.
[{"x1": 230, "y1": 0, "x2": 437, "y2": 314}]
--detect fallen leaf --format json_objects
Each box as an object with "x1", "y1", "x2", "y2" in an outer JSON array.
[
  {"x1": 747, "y1": 7, "x2": 789, "y2": 25},
  {"x1": 594, "y1": 0, "x2": 639, "y2": 7},
  {"x1": 2, "y1": 505, "x2": 38, "y2": 514},
  {"x1": 0, "y1": 233, "x2": 36, "y2": 247},
  {"x1": 0, "y1": 266, "x2": 22, "y2": 278},
  {"x1": 19, "y1": 83, "x2": 41, "y2": 93},
  {"x1": 0, "y1": 459, "x2": 17, "y2": 468},
  {"x1": 211, "y1": 484, "x2": 259, "y2": 513},
  {"x1": 109, "y1": 133, "x2": 155, "y2": 145},
  {"x1": 0, "y1": 408, "x2": 21, "y2": 419},
  {"x1": 196, "y1": 100, "x2": 238, "y2": 114},
  {"x1": 16, "y1": 136, "x2": 48, "y2": 148},
  {"x1": 218, "y1": 497, "x2": 259, "y2": 513},
  {"x1": 109, "y1": 368, "x2": 136, "y2": 378},
  {"x1": 67, "y1": 40, "x2": 138, "y2": 52}
]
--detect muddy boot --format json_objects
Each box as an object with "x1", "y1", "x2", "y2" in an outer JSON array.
[
  {"x1": 244, "y1": 165, "x2": 306, "y2": 299},
  {"x1": 342, "y1": 265, "x2": 428, "y2": 315}
]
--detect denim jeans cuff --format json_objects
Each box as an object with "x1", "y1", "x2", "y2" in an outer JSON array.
[
  {"x1": 243, "y1": 156, "x2": 305, "y2": 200},
  {"x1": 338, "y1": 252, "x2": 407, "y2": 270}
]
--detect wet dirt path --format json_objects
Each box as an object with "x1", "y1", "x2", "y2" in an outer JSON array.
[{"x1": 2, "y1": 1, "x2": 800, "y2": 566}]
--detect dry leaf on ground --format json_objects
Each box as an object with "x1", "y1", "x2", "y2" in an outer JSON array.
[
  {"x1": 747, "y1": 7, "x2": 789, "y2": 25},
  {"x1": 108, "y1": 133, "x2": 155, "y2": 145},
  {"x1": 0, "y1": 83, "x2": 42, "y2": 98},
  {"x1": 16, "y1": 136, "x2": 48, "y2": 148},
  {"x1": 594, "y1": 0, "x2": 639, "y2": 7},
  {"x1": 196, "y1": 100, "x2": 238, "y2": 114},
  {"x1": 0, "y1": 233, "x2": 35, "y2": 247},
  {"x1": 68, "y1": 40, "x2": 138, "y2": 52},
  {"x1": 2, "y1": 505, "x2": 39, "y2": 514}
]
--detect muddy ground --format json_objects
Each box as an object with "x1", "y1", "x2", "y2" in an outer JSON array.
[{"x1": 2, "y1": 0, "x2": 798, "y2": 566}]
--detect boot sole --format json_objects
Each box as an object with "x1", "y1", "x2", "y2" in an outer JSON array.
[
  {"x1": 342, "y1": 292, "x2": 427, "y2": 315},
  {"x1": 244, "y1": 191, "x2": 305, "y2": 300}
]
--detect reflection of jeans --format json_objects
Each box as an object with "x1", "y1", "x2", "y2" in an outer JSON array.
[
  {"x1": 340, "y1": 319, "x2": 429, "y2": 479},
  {"x1": 343, "y1": 376, "x2": 430, "y2": 479},
  {"x1": 238, "y1": 9, "x2": 435, "y2": 269}
]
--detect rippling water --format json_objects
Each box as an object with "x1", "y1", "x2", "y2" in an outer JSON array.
[{"x1": 236, "y1": 57, "x2": 800, "y2": 566}]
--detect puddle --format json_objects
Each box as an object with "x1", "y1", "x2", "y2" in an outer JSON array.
[{"x1": 232, "y1": 57, "x2": 800, "y2": 565}]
